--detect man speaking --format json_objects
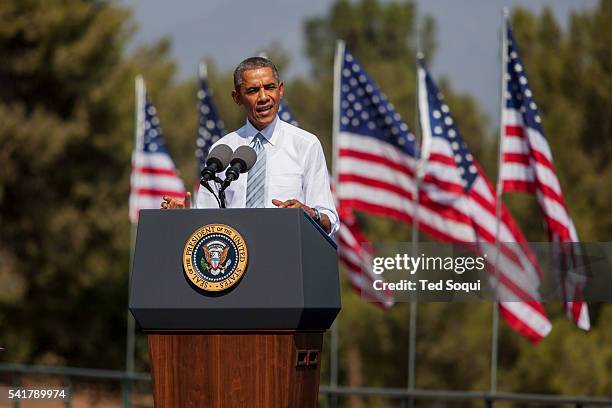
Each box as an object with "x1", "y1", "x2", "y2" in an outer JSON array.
[{"x1": 162, "y1": 57, "x2": 338, "y2": 235}]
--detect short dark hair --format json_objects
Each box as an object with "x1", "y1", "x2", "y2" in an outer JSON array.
[{"x1": 233, "y1": 57, "x2": 280, "y2": 90}]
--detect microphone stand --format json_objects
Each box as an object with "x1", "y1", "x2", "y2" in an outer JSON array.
[
  {"x1": 215, "y1": 177, "x2": 227, "y2": 208},
  {"x1": 200, "y1": 178, "x2": 223, "y2": 209}
]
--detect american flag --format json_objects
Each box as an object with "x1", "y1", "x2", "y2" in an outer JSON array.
[
  {"x1": 196, "y1": 64, "x2": 225, "y2": 176},
  {"x1": 334, "y1": 45, "x2": 550, "y2": 341},
  {"x1": 129, "y1": 76, "x2": 186, "y2": 222},
  {"x1": 278, "y1": 100, "x2": 300, "y2": 127},
  {"x1": 279, "y1": 98, "x2": 394, "y2": 309},
  {"x1": 336, "y1": 207, "x2": 395, "y2": 309},
  {"x1": 418, "y1": 59, "x2": 551, "y2": 342},
  {"x1": 500, "y1": 24, "x2": 590, "y2": 330}
]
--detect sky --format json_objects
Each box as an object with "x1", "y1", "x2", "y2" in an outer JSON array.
[{"x1": 121, "y1": 0, "x2": 598, "y2": 128}]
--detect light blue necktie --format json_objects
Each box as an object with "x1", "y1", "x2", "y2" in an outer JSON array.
[{"x1": 246, "y1": 133, "x2": 266, "y2": 208}]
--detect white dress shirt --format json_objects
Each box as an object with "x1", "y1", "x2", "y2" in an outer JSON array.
[{"x1": 197, "y1": 115, "x2": 339, "y2": 236}]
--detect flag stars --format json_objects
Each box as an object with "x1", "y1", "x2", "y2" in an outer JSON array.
[
  {"x1": 433, "y1": 110, "x2": 441, "y2": 119},
  {"x1": 441, "y1": 104, "x2": 449, "y2": 113},
  {"x1": 444, "y1": 116, "x2": 453, "y2": 126},
  {"x1": 343, "y1": 68, "x2": 351, "y2": 77},
  {"x1": 515, "y1": 63, "x2": 523, "y2": 72},
  {"x1": 434, "y1": 126, "x2": 442, "y2": 135},
  {"x1": 519, "y1": 76, "x2": 528, "y2": 85}
]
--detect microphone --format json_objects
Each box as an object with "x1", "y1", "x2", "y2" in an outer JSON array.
[
  {"x1": 200, "y1": 144, "x2": 233, "y2": 185},
  {"x1": 221, "y1": 145, "x2": 258, "y2": 190}
]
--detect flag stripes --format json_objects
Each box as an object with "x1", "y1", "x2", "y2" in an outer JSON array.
[
  {"x1": 129, "y1": 76, "x2": 186, "y2": 222},
  {"x1": 500, "y1": 24, "x2": 589, "y2": 330}
]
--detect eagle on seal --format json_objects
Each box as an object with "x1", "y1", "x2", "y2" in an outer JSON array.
[{"x1": 204, "y1": 246, "x2": 230, "y2": 275}]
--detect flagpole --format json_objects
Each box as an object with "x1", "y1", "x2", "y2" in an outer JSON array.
[
  {"x1": 491, "y1": 7, "x2": 509, "y2": 394},
  {"x1": 406, "y1": 24, "x2": 423, "y2": 396},
  {"x1": 199, "y1": 60, "x2": 208, "y2": 80},
  {"x1": 330, "y1": 39, "x2": 345, "y2": 389},
  {"x1": 126, "y1": 75, "x2": 145, "y2": 374}
]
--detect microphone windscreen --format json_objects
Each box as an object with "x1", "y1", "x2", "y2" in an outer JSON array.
[
  {"x1": 232, "y1": 145, "x2": 258, "y2": 172},
  {"x1": 206, "y1": 144, "x2": 233, "y2": 169}
]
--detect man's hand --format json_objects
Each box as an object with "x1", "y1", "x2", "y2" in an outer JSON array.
[
  {"x1": 161, "y1": 192, "x2": 191, "y2": 209},
  {"x1": 272, "y1": 199, "x2": 331, "y2": 234}
]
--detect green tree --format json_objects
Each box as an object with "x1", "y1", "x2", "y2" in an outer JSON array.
[{"x1": 0, "y1": 0, "x2": 177, "y2": 368}]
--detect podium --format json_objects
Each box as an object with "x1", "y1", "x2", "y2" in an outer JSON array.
[{"x1": 129, "y1": 208, "x2": 340, "y2": 407}]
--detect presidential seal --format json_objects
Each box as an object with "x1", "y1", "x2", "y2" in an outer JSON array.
[{"x1": 182, "y1": 224, "x2": 248, "y2": 292}]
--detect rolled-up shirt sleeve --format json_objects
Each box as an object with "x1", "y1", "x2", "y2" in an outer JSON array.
[{"x1": 303, "y1": 139, "x2": 339, "y2": 237}]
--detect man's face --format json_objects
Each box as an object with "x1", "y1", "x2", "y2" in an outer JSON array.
[{"x1": 232, "y1": 67, "x2": 284, "y2": 130}]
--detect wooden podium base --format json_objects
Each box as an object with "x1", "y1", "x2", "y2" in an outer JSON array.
[{"x1": 148, "y1": 331, "x2": 324, "y2": 408}]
